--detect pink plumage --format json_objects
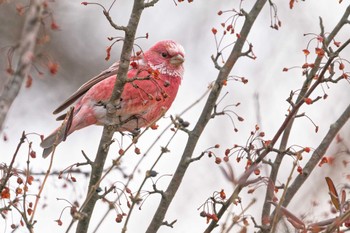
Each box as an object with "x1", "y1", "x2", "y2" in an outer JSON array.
[{"x1": 41, "y1": 40, "x2": 185, "y2": 158}]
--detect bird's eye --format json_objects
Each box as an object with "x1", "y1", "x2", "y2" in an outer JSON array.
[{"x1": 161, "y1": 52, "x2": 168, "y2": 58}]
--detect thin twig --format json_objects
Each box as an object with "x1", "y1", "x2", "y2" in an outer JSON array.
[
  {"x1": 29, "y1": 107, "x2": 75, "y2": 225},
  {"x1": 0, "y1": 132, "x2": 26, "y2": 193},
  {"x1": 91, "y1": 88, "x2": 210, "y2": 233},
  {"x1": 121, "y1": 129, "x2": 179, "y2": 233},
  {"x1": 144, "y1": 0, "x2": 160, "y2": 8}
]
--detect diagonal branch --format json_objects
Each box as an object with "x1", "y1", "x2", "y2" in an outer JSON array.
[
  {"x1": 261, "y1": 4, "x2": 350, "y2": 225},
  {"x1": 0, "y1": 0, "x2": 44, "y2": 130},
  {"x1": 145, "y1": 1, "x2": 268, "y2": 232},
  {"x1": 282, "y1": 103, "x2": 350, "y2": 208}
]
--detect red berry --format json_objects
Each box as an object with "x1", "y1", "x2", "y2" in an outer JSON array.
[
  {"x1": 200, "y1": 211, "x2": 207, "y2": 217},
  {"x1": 304, "y1": 98, "x2": 312, "y2": 105},
  {"x1": 220, "y1": 189, "x2": 226, "y2": 199},
  {"x1": 134, "y1": 147, "x2": 141, "y2": 155},
  {"x1": 115, "y1": 214, "x2": 123, "y2": 223},
  {"x1": 17, "y1": 177, "x2": 23, "y2": 184},
  {"x1": 297, "y1": 166, "x2": 303, "y2": 174},
  {"x1": 55, "y1": 219, "x2": 63, "y2": 226},
  {"x1": 304, "y1": 147, "x2": 311, "y2": 153}
]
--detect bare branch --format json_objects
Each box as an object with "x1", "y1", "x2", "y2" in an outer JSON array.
[
  {"x1": 261, "y1": 5, "x2": 350, "y2": 224},
  {"x1": 282, "y1": 103, "x2": 350, "y2": 207},
  {"x1": 144, "y1": 0, "x2": 160, "y2": 8},
  {"x1": 0, "y1": 0, "x2": 44, "y2": 130},
  {"x1": 211, "y1": 54, "x2": 222, "y2": 70},
  {"x1": 0, "y1": 132, "x2": 26, "y2": 193},
  {"x1": 145, "y1": 2, "x2": 268, "y2": 232},
  {"x1": 161, "y1": 219, "x2": 177, "y2": 228},
  {"x1": 204, "y1": 165, "x2": 260, "y2": 233},
  {"x1": 91, "y1": 89, "x2": 210, "y2": 233},
  {"x1": 75, "y1": 0, "x2": 148, "y2": 232},
  {"x1": 103, "y1": 10, "x2": 128, "y2": 31}
]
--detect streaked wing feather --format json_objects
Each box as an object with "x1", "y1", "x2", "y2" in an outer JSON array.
[{"x1": 53, "y1": 62, "x2": 120, "y2": 114}]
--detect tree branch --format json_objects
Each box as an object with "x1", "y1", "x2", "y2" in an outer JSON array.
[
  {"x1": 145, "y1": 1, "x2": 268, "y2": 232},
  {"x1": 144, "y1": 0, "x2": 160, "y2": 8},
  {"x1": 75, "y1": 1, "x2": 146, "y2": 232},
  {"x1": 282, "y1": 103, "x2": 350, "y2": 207},
  {"x1": 0, "y1": 0, "x2": 44, "y2": 130},
  {"x1": 0, "y1": 132, "x2": 25, "y2": 194},
  {"x1": 261, "y1": 4, "x2": 350, "y2": 227}
]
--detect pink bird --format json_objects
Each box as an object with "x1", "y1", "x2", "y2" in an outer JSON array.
[{"x1": 41, "y1": 40, "x2": 185, "y2": 158}]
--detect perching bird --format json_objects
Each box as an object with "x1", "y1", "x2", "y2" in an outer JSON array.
[{"x1": 40, "y1": 40, "x2": 185, "y2": 158}]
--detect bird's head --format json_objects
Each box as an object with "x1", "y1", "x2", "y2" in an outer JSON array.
[{"x1": 144, "y1": 40, "x2": 185, "y2": 78}]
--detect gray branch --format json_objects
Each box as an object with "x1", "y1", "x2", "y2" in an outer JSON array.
[
  {"x1": 282, "y1": 103, "x2": 350, "y2": 208},
  {"x1": 0, "y1": 0, "x2": 44, "y2": 130},
  {"x1": 74, "y1": 1, "x2": 147, "y2": 233},
  {"x1": 145, "y1": 1, "x2": 268, "y2": 232},
  {"x1": 261, "y1": 4, "x2": 350, "y2": 224}
]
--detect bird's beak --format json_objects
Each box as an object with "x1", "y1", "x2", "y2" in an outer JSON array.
[{"x1": 170, "y1": 54, "x2": 185, "y2": 66}]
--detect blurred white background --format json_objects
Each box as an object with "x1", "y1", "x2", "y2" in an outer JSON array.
[{"x1": 1, "y1": 0, "x2": 349, "y2": 232}]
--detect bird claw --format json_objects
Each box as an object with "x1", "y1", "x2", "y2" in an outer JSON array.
[{"x1": 130, "y1": 128, "x2": 141, "y2": 137}]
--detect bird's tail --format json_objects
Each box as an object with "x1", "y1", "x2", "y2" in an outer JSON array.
[
  {"x1": 41, "y1": 106, "x2": 76, "y2": 158},
  {"x1": 40, "y1": 127, "x2": 71, "y2": 158},
  {"x1": 40, "y1": 122, "x2": 74, "y2": 158}
]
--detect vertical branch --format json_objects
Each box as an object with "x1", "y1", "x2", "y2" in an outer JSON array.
[
  {"x1": 145, "y1": 1, "x2": 268, "y2": 232},
  {"x1": 0, "y1": 0, "x2": 44, "y2": 130},
  {"x1": 75, "y1": 1, "x2": 147, "y2": 232}
]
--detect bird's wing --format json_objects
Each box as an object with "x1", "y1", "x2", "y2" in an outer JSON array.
[{"x1": 53, "y1": 62, "x2": 120, "y2": 114}]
